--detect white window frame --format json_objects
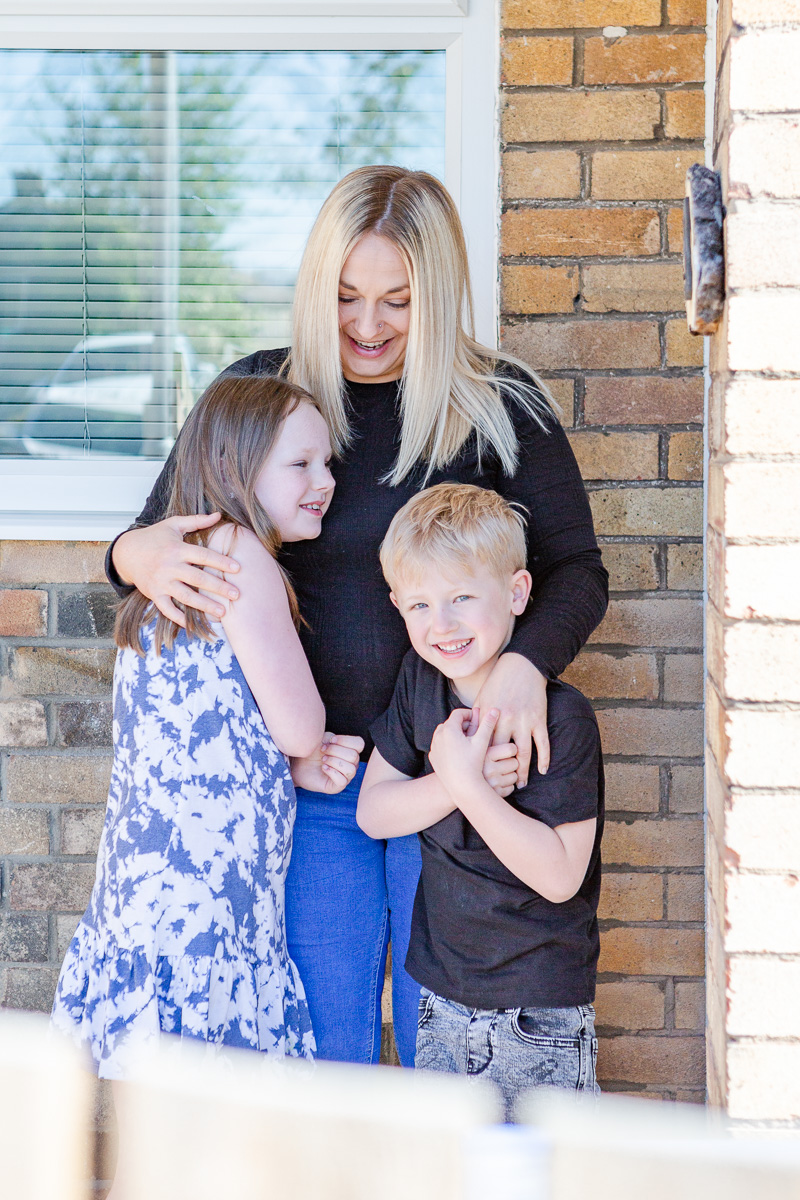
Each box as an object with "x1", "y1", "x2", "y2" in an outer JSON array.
[{"x1": 0, "y1": 0, "x2": 499, "y2": 540}]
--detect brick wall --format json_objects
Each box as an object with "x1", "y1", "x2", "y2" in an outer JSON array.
[
  {"x1": 707, "y1": 0, "x2": 800, "y2": 1126},
  {"x1": 500, "y1": 0, "x2": 706, "y2": 1099},
  {"x1": 0, "y1": 543, "x2": 113, "y2": 1013}
]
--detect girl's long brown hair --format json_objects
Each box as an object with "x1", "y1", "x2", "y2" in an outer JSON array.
[{"x1": 115, "y1": 374, "x2": 319, "y2": 656}]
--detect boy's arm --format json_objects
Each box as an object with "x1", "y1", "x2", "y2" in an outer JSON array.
[
  {"x1": 357, "y1": 748, "x2": 457, "y2": 839},
  {"x1": 429, "y1": 708, "x2": 597, "y2": 903}
]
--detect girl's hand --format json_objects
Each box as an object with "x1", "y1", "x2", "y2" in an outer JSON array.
[
  {"x1": 483, "y1": 741, "x2": 520, "y2": 798},
  {"x1": 112, "y1": 514, "x2": 241, "y2": 627},
  {"x1": 291, "y1": 733, "x2": 365, "y2": 795},
  {"x1": 474, "y1": 652, "x2": 550, "y2": 785},
  {"x1": 428, "y1": 707, "x2": 499, "y2": 799}
]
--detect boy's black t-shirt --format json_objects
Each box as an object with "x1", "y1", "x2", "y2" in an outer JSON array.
[{"x1": 370, "y1": 649, "x2": 604, "y2": 1010}]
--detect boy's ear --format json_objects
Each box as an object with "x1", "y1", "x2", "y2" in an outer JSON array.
[
  {"x1": 389, "y1": 591, "x2": 399, "y2": 610},
  {"x1": 510, "y1": 569, "x2": 533, "y2": 616}
]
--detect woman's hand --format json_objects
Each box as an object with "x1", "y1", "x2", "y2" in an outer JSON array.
[
  {"x1": 474, "y1": 652, "x2": 550, "y2": 784},
  {"x1": 291, "y1": 733, "x2": 365, "y2": 795},
  {"x1": 112, "y1": 514, "x2": 241, "y2": 627}
]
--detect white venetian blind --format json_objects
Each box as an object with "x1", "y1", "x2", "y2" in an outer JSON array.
[{"x1": 0, "y1": 49, "x2": 446, "y2": 459}]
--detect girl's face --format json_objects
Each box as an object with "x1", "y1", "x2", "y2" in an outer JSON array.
[
  {"x1": 338, "y1": 232, "x2": 411, "y2": 385},
  {"x1": 254, "y1": 401, "x2": 335, "y2": 542}
]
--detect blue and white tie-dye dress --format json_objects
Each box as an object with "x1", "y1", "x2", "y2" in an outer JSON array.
[{"x1": 51, "y1": 622, "x2": 315, "y2": 1078}]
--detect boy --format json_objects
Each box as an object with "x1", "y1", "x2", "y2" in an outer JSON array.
[{"x1": 357, "y1": 483, "x2": 603, "y2": 1119}]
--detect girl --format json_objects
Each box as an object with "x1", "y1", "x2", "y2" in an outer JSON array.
[
  {"x1": 106, "y1": 166, "x2": 608, "y2": 1068},
  {"x1": 52, "y1": 375, "x2": 363, "y2": 1080}
]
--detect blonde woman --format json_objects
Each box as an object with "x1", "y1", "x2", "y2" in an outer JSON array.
[{"x1": 107, "y1": 166, "x2": 608, "y2": 1069}]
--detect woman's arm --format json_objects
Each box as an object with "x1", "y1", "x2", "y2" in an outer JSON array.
[
  {"x1": 215, "y1": 527, "x2": 325, "y2": 758},
  {"x1": 476, "y1": 397, "x2": 609, "y2": 783}
]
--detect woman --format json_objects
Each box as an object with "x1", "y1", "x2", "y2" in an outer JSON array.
[{"x1": 107, "y1": 165, "x2": 608, "y2": 1069}]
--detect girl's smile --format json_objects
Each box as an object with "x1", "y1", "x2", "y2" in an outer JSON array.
[{"x1": 254, "y1": 401, "x2": 335, "y2": 542}]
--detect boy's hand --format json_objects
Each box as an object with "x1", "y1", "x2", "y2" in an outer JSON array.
[
  {"x1": 483, "y1": 741, "x2": 520, "y2": 798},
  {"x1": 291, "y1": 733, "x2": 365, "y2": 795},
  {"x1": 428, "y1": 707, "x2": 500, "y2": 799}
]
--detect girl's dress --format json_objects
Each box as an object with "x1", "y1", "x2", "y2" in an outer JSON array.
[{"x1": 51, "y1": 622, "x2": 315, "y2": 1079}]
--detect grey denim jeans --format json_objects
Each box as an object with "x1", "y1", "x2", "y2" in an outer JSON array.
[{"x1": 415, "y1": 988, "x2": 600, "y2": 1121}]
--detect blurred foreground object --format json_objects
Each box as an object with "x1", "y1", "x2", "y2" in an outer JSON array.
[
  {"x1": 0, "y1": 1011, "x2": 91, "y2": 1200},
  {"x1": 521, "y1": 1090, "x2": 800, "y2": 1200},
  {"x1": 119, "y1": 1043, "x2": 500, "y2": 1200}
]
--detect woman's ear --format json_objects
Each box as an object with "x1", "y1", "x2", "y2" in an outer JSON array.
[{"x1": 510, "y1": 569, "x2": 533, "y2": 616}]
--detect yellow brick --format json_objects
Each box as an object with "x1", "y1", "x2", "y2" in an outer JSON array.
[
  {"x1": 605, "y1": 762, "x2": 661, "y2": 812},
  {"x1": 502, "y1": 0, "x2": 661, "y2": 26},
  {"x1": 668, "y1": 875, "x2": 705, "y2": 921},
  {"x1": 668, "y1": 431, "x2": 703, "y2": 480},
  {"x1": 599, "y1": 872, "x2": 664, "y2": 920},
  {"x1": 501, "y1": 264, "x2": 579, "y2": 313},
  {"x1": 668, "y1": 205, "x2": 685, "y2": 252},
  {"x1": 667, "y1": 317, "x2": 705, "y2": 365},
  {"x1": 590, "y1": 487, "x2": 703, "y2": 537},
  {"x1": 503, "y1": 90, "x2": 660, "y2": 144},
  {"x1": 502, "y1": 36, "x2": 573, "y2": 85},
  {"x1": 675, "y1": 981, "x2": 705, "y2": 1031},
  {"x1": 599, "y1": 927, "x2": 704, "y2": 975},
  {"x1": 604, "y1": 817, "x2": 704, "y2": 867},
  {"x1": 502, "y1": 150, "x2": 581, "y2": 200},
  {"x1": 568, "y1": 431, "x2": 659, "y2": 480},
  {"x1": 0, "y1": 542, "x2": 107, "y2": 585},
  {"x1": 668, "y1": 0, "x2": 707, "y2": 24},
  {"x1": 597, "y1": 707, "x2": 703, "y2": 756},
  {"x1": 582, "y1": 263, "x2": 685, "y2": 313},
  {"x1": 601, "y1": 543, "x2": 660, "y2": 591},
  {"x1": 542, "y1": 377, "x2": 575, "y2": 426},
  {"x1": 664, "y1": 90, "x2": 705, "y2": 139},
  {"x1": 592, "y1": 149, "x2": 704, "y2": 200},
  {"x1": 502, "y1": 208, "x2": 660, "y2": 257},
  {"x1": 584, "y1": 33, "x2": 705, "y2": 85},
  {"x1": 502, "y1": 318, "x2": 660, "y2": 370},
  {"x1": 595, "y1": 981, "x2": 665, "y2": 1030},
  {"x1": 562, "y1": 650, "x2": 658, "y2": 699},
  {"x1": 664, "y1": 652, "x2": 704, "y2": 702},
  {"x1": 667, "y1": 544, "x2": 703, "y2": 590}
]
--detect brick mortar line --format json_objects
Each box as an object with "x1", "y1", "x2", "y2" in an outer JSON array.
[
  {"x1": 502, "y1": 138, "x2": 704, "y2": 150},
  {"x1": 502, "y1": 27, "x2": 708, "y2": 36},
  {"x1": 502, "y1": 83, "x2": 705, "y2": 94}
]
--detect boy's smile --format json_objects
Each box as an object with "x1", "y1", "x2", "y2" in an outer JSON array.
[{"x1": 391, "y1": 562, "x2": 532, "y2": 706}]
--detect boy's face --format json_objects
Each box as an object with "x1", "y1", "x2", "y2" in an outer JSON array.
[{"x1": 390, "y1": 561, "x2": 532, "y2": 699}]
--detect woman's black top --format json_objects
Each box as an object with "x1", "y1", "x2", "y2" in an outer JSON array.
[{"x1": 106, "y1": 348, "x2": 608, "y2": 756}]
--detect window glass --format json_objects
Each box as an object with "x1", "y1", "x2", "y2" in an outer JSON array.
[{"x1": 0, "y1": 49, "x2": 446, "y2": 458}]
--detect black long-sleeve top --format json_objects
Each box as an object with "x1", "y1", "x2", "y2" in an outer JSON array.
[{"x1": 106, "y1": 348, "x2": 608, "y2": 756}]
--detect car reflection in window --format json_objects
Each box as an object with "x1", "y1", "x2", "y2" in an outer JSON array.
[{"x1": 22, "y1": 332, "x2": 215, "y2": 458}]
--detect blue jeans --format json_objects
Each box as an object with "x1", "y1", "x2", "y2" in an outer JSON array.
[
  {"x1": 285, "y1": 763, "x2": 422, "y2": 1067},
  {"x1": 416, "y1": 989, "x2": 600, "y2": 1121}
]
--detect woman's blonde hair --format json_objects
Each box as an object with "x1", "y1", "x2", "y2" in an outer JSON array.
[
  {"x1": 115, "y1": 375, "x2": 317, "y2": 655},
  {"x1": 286, "y1": 164, "x2": 553, "y2": 485},
  {"x1": 380, "y1": 482, "x2": 527, "y2": 589}
]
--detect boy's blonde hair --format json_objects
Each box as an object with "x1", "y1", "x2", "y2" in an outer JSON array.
[{"x1": 380, "y1": 483, "x2": 527, "y2": 589}]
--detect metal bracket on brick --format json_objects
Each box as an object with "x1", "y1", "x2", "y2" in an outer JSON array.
[{"x1": 683, "y1": 164, "x2": 725, "y2": 336}]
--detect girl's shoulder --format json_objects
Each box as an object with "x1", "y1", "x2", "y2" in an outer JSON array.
[{"x1": 203, "y1": 525, "x2": 285, "y2": 619}]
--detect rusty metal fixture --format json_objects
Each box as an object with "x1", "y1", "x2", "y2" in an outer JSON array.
[{"x1": 683, "y1": 164, "x2": 725, "y2": 336}]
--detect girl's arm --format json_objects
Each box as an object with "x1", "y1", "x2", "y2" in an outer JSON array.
[
  {"x1": 429, "y1": 708, "x2": 596, "y2": 902},
  {"x1": 213, "y1": 527, "x2": 325, "y2": 759}
]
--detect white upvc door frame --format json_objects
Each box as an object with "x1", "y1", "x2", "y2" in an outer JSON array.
[{"x1": 0, "y1": 0, "x2": 499, "y2": 540}]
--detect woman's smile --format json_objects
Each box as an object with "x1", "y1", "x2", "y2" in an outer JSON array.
[{"x1": 338, "y1": 232, "x2": 410, "y2": 384}]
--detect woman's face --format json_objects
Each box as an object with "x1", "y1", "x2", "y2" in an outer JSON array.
[{"x1": 338, "y1": 232, "x2": 411, "y2": 384}]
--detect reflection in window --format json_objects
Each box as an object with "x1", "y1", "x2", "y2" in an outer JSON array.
[{"x1": 0, "y1": 50, "x2": 446, "y2": 458}]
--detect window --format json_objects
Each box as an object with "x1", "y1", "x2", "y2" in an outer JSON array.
[{"x1": 0, "y1": 2, "x2": 498, "y2": 537}]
